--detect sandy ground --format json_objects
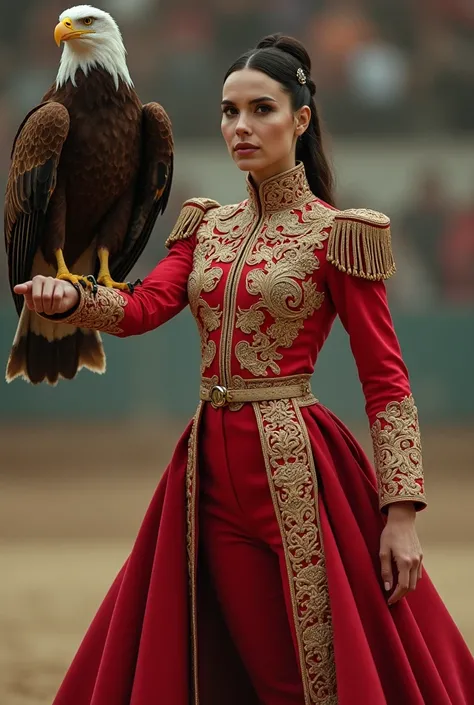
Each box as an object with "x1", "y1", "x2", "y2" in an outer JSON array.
[{"x1": 0, "y1": 421, "x2": 473, "y2": 704}]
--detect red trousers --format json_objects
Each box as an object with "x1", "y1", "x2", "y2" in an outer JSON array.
[{"x1": 199, "y1": 407, "x2": 305, "y2": 705}]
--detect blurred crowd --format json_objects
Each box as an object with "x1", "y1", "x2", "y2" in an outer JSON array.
[
  {"x1": 1, "y1": 0, "x2": 473, "y2": 310},
  {"x1": 387, "y1": 173, "x2": 474, "y2": 309}
]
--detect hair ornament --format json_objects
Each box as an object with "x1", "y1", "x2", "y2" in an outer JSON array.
[{"x1": 296, "y1": 67, "x2": 307, "y2": 85}]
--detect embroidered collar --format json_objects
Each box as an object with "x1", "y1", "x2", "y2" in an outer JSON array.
[{"x1": 246, "y1": 162, "x2": 314, "y2": 214}]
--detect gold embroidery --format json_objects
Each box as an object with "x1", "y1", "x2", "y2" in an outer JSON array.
[
  {"x1": 257, "y1": 203, "x2": 336, "y2": 240},
  {"x1": 246, "y1": 162, "x2": 314, "y2": 214},
  {"x1": 185, "y1": 403, "x2": 203, "y2": 705},
  {"x1": 370, "y1": 394, "x2": 426, "y2": 510},
  {"x1": 188, "y1": 204, "x2": 258, "y2": 372},
  {"x1": 235, "y1": 205, "x2": 333, "y2": 376},
  {"x1": 253, "y1": 398, "x2": 337, "y2": 704},
  {"x1": 214, "y1": 200, "x2": 256, "y2": 239},
  {"x1": 40, "y1": 285, "x2": 128, "y2": 334},
  {"x1": 218, "y1": 211, "x2": 265, "y2": 389},
  {"x1": 187, "y1": 164, "x2": 339, "y2": 381},
  {"x1": 188, "y1": 240, "x2": 224, "y2": 373}
]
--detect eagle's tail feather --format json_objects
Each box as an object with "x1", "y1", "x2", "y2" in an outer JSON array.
[{"x1": 5, "y1": 306, "x2": 106, "y2": 385}]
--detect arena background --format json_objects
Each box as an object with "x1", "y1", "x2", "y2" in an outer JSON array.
[{"x1": 0, "y1": 0, "x2": 473, "y2": 702}]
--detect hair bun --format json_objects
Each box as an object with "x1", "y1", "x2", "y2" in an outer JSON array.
[
  {"x1": 255, "y1": 35, "x2": 280, "y2": 50},
  {"x1": 256, "y1": 33, "x2": 312, "y2": 74}
]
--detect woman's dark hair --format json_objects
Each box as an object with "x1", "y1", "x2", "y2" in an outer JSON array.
[{"x1": 224, "y1": 33, "x2": 335, "y2": 207}]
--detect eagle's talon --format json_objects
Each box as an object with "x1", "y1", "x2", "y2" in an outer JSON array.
[
  {"x1": 57, "y1": 272, "x2": 96, "y2": 291},
  {"x1": 97, "y1": 274, "x2": 136, "y2": 291},
  {"x1": 86, "y1": 275, "x2": 98, "y2": 295}
]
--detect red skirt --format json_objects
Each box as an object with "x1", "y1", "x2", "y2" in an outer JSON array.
[{"x1": 52, "y1": 401, "x2": 474, "y2": 705}]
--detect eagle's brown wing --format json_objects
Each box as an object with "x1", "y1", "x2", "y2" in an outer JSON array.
[
  {"x1": 108, "y1": 102, "x2": 174, "y2": 284},
  {"x1": 5, "y1": 102, "x2": 70, "y2": 314}
]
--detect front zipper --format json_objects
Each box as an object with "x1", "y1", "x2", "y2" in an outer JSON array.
[{"x1": 219, "y1": 211, "x2": 264, "y2": 387}]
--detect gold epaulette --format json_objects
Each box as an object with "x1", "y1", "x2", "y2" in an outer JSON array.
[
  {"x1": 327, "y1": 208, "x2": 396, "y2": 281},
  {"x1": 165, "y1": 197, "x2": 220, "y2": 248}
]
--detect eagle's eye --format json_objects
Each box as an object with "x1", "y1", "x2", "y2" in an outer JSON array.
[{"x1": 82, "y1": 17, "x2": 93, "y2": 26}]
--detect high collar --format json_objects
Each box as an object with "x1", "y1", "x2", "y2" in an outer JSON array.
[{"x1": 245, "y1": 162, "x2": 314, "y2": 214}]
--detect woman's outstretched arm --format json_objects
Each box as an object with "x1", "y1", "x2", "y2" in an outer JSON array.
[{"x1": 14, "y1": 198, "x2": 219, "y2": 337}]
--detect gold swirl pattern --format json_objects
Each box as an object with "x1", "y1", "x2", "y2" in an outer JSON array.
[
  {"x1": 235, "y1": 206, "x2": 333, "y2": 376},
  {"x1": 370, "y1": 394, "x2": 427, "y2": 510},
  {"x1": 213, "y1": 200, "x2": 256, "y2": 239},
  {"x1": 188, "y1": 205, "x2": 258, "y2": 371},
  {"x1": 187, "y1": 239, "x2": 224, "y2": 373},
  {"x1": 246, "y1": 163, "x2": 314, "y2": 214},
  {"x1": 253, "y1": 398, "x2": 337, "y2": 704},
  {"x1": 43, "y1": 285, "x2": 128, "y2": 334},
  {"x1": 187, "y1": 165, "x2": 338, "y2": 378}
]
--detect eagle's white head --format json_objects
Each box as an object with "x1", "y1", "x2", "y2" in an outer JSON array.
[{"x1": 55, "y1": 5, "x2": 133, "y2": 90}]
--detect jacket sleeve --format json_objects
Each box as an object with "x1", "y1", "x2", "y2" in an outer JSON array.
[
  {"x1": 40, "y1": 198, "x2": 220, "y2": 338},
  {"x1": 326, "y1": 208, "x2": 426, "y2": 512}
]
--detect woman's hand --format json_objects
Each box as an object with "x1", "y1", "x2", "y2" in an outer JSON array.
[
  {"x1": 379, "y1": 502, "x2": 423, "y2": 606},
  {"x1": 14, "y1": 275, "x2": 80, "y2": 316}
]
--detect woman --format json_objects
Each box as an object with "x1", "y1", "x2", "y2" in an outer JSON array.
[{"x1": 15, "y1": 34, "x2": 474, "y2": 705}]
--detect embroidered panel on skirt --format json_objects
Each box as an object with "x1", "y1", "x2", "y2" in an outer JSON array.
[
  {"x1": 253, "y1": 398, "x2": 338, "y2": 704},
  {"x1": 186, "y1": 402, "x2": 203, "y2": 705}
]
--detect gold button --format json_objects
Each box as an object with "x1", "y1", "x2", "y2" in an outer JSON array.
[{"x1": 210, "y1": 385, "x2": 228, "y2": 408}]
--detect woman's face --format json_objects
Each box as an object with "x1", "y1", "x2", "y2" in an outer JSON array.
[{"x1": 221, "y1": 68, "x2": 309, "y2": 185}]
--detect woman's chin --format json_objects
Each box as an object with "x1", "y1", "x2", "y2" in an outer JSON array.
[
  {"x1": 233, "y1": 155, "x2": 265, "y2": 172},
  {"x1": 235, "y1": 163, "x2": 252, "y2": 172}
]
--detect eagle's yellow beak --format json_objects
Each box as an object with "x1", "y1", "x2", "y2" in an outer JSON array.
[{"x1": 54, "y1": 18, "x2": 94, "y2": 46}]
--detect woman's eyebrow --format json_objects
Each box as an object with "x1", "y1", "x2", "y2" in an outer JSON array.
[{"x1": 221, "y1": 96, "x2": 278, "y2": 106}]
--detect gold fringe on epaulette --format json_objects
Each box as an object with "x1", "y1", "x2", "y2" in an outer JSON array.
[
  {"x1": 165, "y1": 203, "x2": 205, "y2": 248},
  {"x1": 327, "y1": 216, "x2": 396, "y2": 281},
  {"x1": 165, "y1": 199, "x2": 219, "y2": 248}
]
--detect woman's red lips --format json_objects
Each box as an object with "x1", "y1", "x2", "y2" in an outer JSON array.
[{"x1": 234, "y1": 143, "x2": 259, "y2": 155}]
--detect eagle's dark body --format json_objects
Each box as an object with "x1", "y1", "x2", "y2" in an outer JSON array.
[{"x1": 42, "y1": 69, "x2": 142, "y2": 268}]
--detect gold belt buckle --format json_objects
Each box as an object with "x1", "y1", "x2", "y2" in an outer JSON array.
[{"x1": 209, "y1": 385, "x2": 228, "y2": 408}]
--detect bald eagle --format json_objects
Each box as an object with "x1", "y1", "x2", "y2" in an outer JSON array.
[{"x1": 4, "y1": 5, "x2": 174, "y2": 384}]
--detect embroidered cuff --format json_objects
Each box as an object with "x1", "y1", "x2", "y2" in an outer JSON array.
[
  {"x1": 370, "y1": 394, "x2": 427, "y2": 512},
  {"x1": 40, "y1": 285, "x2": 128, "y2": 335}
]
